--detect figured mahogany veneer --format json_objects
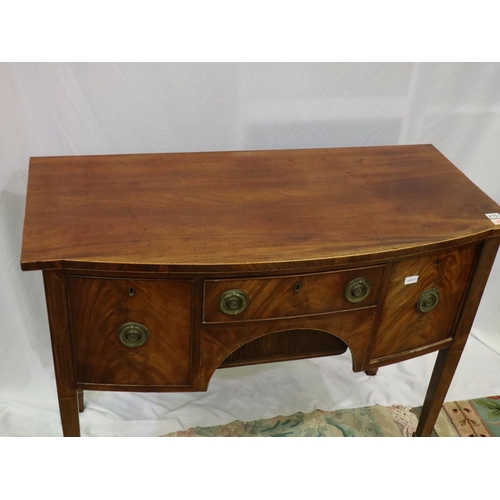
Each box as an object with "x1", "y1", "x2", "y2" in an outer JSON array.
[
  {"x1": 67, "y1": 277, "x2": 194, "y2": 388},
  {"x1": 370, "y1": 245, "x2": 477, "y2": 362},
  {"x1": 21, "y1": 145, "x2": 500, "y2": 437},
  {"x1": 203, "y1": 266, "x2": 384, "y2": 323}
]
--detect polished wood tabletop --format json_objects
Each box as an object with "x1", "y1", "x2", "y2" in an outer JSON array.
[{"x1": 21, "y1": 145, "x2": 500, "y2": 272}]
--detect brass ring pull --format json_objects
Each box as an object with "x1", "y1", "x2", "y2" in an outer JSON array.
[
  {"x1": 219, "y1": 289, "x2": 249, "y2": 315},
  {"x1": 416, "y1": 288, "x2": 439, "y2": 313},
  {"x1": 345, "y1": 277, "x2": 371, "y2": 304},
  {"x1": 118, "y1": 322, "x2": 149, "y2": 348}
]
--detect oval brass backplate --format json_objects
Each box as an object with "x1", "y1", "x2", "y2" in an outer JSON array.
[
  {"x1": 118, "y1": 322, "x2": 149, "y2": 348},
  {"x1": 219, "y1": 289, "x2": 249, "y2": 315},
  {"x1": 344, "y1": 277, "x2": 371, "y2": 304},
  {"x1": 416, "y1": 288, "x2": 439, "y2": 313}
]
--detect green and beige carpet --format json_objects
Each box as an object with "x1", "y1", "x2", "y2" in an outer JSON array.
[{"x1": 164, "y1": 395, "x2": 500, "y2": 437}]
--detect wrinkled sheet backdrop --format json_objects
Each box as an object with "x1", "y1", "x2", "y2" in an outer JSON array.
[{"x1": 1, "y1": 62, "x2": 500, "y2": 436}]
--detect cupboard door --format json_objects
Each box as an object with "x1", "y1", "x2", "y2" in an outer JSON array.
[
  {"x1": 68, "y1": 277, "x2": 193, "y2": 388},
  {"x1": 370, "y1": 245, "x2": 477, "y2": 360}
]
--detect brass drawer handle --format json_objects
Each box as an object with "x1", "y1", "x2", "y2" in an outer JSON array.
[
  {"x1": 118, "y1": 322, "x2": 149, "y2": 348},
  {"x1": 344, "y1": 277, "x2": 371, "y2": 304},
  {"x1": 219, "y1": 289, "x2": 249, "y2": 315},
  {"x1": 417, "y1": 288, "x2": 439, "y2": 313}
]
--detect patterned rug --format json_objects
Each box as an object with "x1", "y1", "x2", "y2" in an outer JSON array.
[{"x1": 163, "y1": 395, "x2": 500, "y2": 437}]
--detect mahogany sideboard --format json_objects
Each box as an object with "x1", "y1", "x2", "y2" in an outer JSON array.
[{"x1": 21, "y1": 145, "x2": 500, "y2": 437}]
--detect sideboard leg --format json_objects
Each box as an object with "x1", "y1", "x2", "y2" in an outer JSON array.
[
  {"x1": 43, "y1": 270, "x2": 81, "y2": 437},
  {"x1": 365, "y1": 368, "x2": 378, "y2": 376},
  {"x1": 415, "y1": 347, "x2": 462, "y2": 436},
  {"x1": 78, "y1": 390, "x2": 84, "y2": 413},
  {"x1": 59, "y1": 394, "x2": 81, "y2": 437}
]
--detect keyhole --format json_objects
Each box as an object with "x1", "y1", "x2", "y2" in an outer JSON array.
[
  {"x1": 129, "y1": 287, "x2": 135, "y2": 297},
  {"x1": 294, "y1": 282, "x2": 301, "y2": 293}
]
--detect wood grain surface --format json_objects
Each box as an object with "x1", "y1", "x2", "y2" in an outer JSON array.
[
  {"x1": 203, "y1": 266, "x2": 384, "y2": 323},
  {"x1": 68, "y1": 276, "x2": 193, "y2": 388},
  {"x1": 369, "y1": 244, "x2": 477, "y2": 360},
  {"x1": 21, "y1": 145, "x2": 500, "y2": 272},
  {"x1": 43, "y1": 270, "x2": 80, "y2": 436}
]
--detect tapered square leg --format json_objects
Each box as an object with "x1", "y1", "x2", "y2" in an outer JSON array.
[
  {"x1": 78, "y1": 390, "x2": 84, "y2": 413},
  {"x1": 44, "y1": 270, "x2": 81, "y2": 437},
  {"x1": 415, "y1": 348, "x2": 462, "y2": 436},
  {"x1": 59, "y1": 394, "x2": 81, "y2": 437}
]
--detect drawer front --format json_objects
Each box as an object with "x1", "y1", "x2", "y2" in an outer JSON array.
[
  {"x1": 370, "y1": 244, "x2": 477, "y2": 360},
  {"x1": 68, "y1": 276, "x2": 193, "y2": 387},
  {"x1": 203, "y1": 266, "x2": 384, "y2": 323}
]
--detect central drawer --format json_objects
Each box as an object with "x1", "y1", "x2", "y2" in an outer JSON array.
[{"x1": 203, "y1": 266, "x2": 384, "y2": 323}]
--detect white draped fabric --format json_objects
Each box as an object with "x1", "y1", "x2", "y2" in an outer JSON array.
[{"x1": 1, "y1": 62, "x2": 500, "y2": 436}]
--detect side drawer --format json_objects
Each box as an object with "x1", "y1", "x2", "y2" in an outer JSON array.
[
  {"x1": 203, "y1": 266, "x2": 385, "y2": 323},
  {"x1": 67, "y1": 276, "x2": 194, "y2": 388},
  {"x1": 369, "y1": 244, "x2": 477, "y2": 361}
]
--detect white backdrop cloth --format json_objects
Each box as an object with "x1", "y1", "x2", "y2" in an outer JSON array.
[{"x1": 1, "y1": 62, "x2": 500, "y2": 437}]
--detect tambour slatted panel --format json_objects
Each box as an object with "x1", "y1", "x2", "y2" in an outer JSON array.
[{"x1": 219, "y1": 329, "x2": 348, "y2": 368}]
